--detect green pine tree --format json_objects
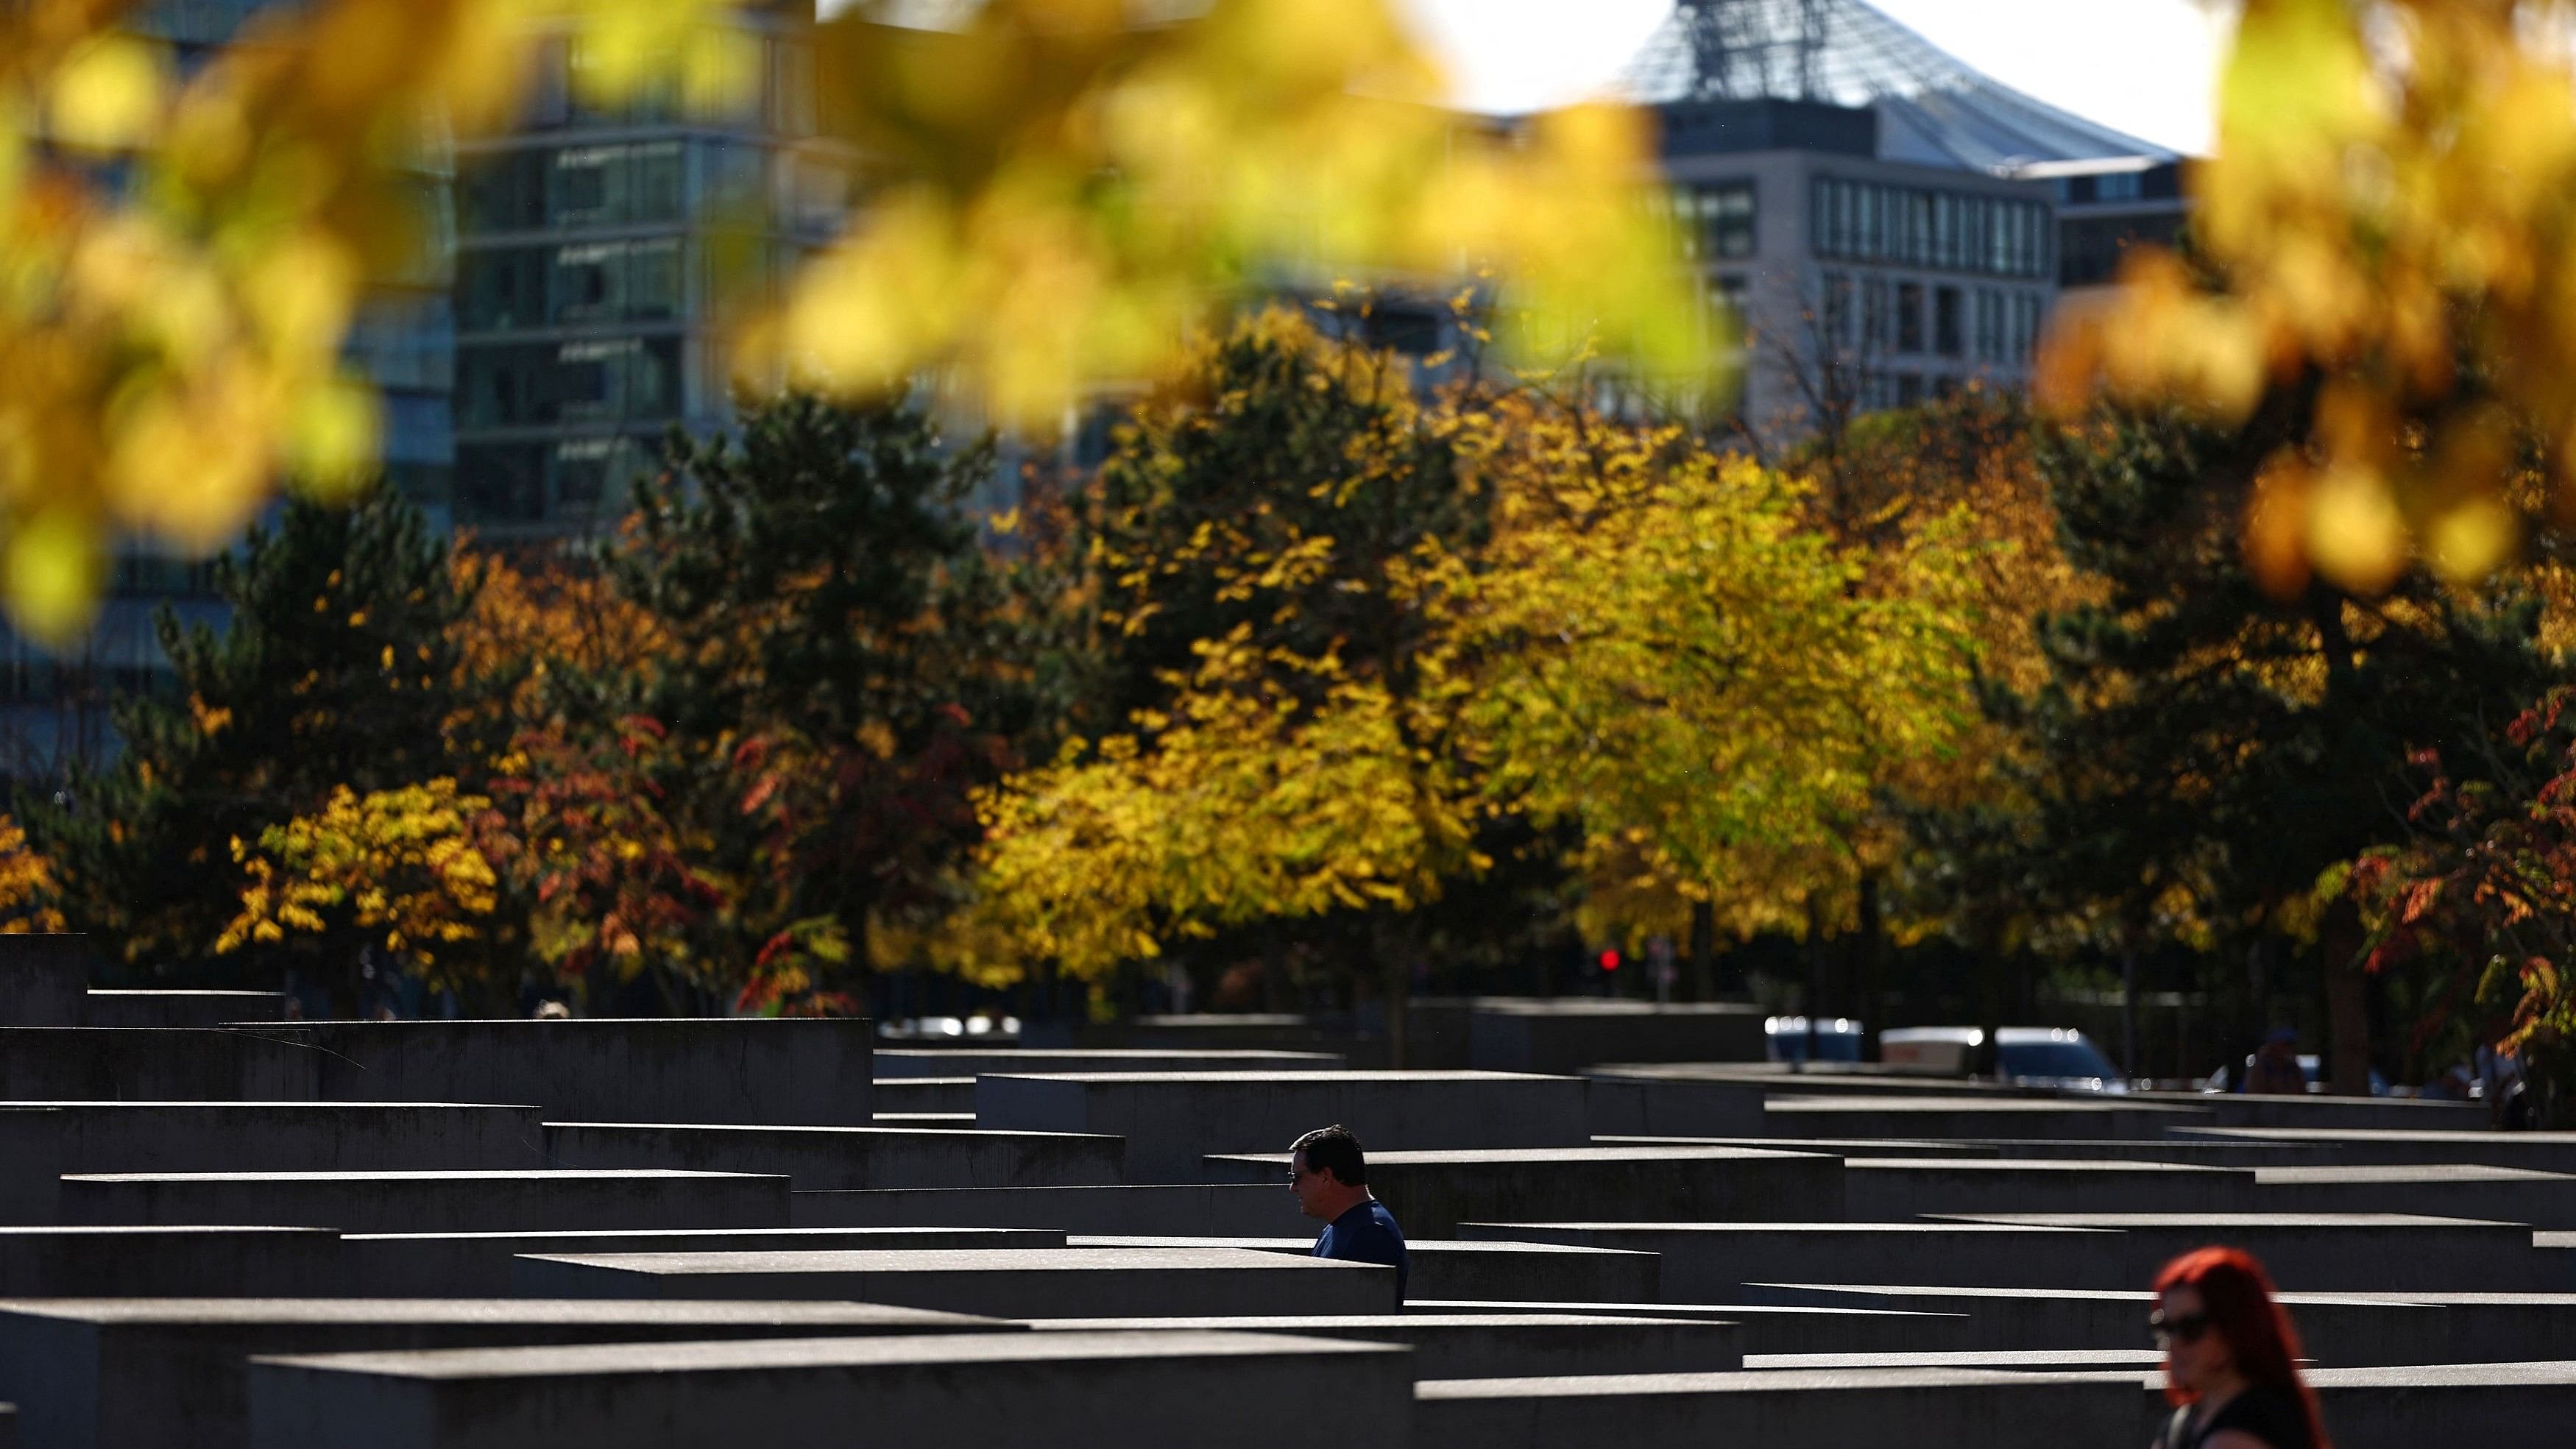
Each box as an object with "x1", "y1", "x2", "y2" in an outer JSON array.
[{"x1": 26, "y1": 489, "x2": 475, "y2": 980}]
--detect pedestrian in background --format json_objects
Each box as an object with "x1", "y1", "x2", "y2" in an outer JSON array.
[{"x1": 2148, "y1": 1247, "x2": 2330, "y2": 1449}]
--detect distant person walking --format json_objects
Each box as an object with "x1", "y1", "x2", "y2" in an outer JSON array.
[
  {"x1": 2238, "y1": 1028, "x2": 2307, "y2": 1096},
  {"x1": 2148, "y1": 1247, "x2": 2331, "y2": 1449},
  {"x1": 1290, "y1": 1124, "x2": 1409, "y2": 1302}
]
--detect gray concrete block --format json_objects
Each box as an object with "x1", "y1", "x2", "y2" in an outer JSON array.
[
  {"x1": 64, "y1": 1169, "x2": 790, "y2": 1233},
  {"x1": 2251, "y1": 1164, "x2": 2576, "y2": 1227},
  {"x1": 1415, "y1": 1366, "x2": 2143, "y2": 1448},
  {"x1": 1466, "y1": 1221, "x2": 2137, "y2": 1294},
  {"x1": 791, "y1": 1183, "x2": 1307, "y2": 1236},
  {"x1": 541, "y1": 1122, "x2": 1122, "y2": 1190},
  {"x1": 874, "y1": 1049, "x2": 1344, "y2": 1077},
  {"x1": 1029, "y1": 1312, "x2": 1740, "y2": 1378},
  {"x1": 1017, "y1": 1014, "x2": 1361, "y2": 1055},
  {"x1": 0, "y1": 1298, "x2": 1003, "y2": 1449},
  {"x1": 1740, "y1": 1284, "x2": 2452, "y2": 1367},
  {"x1": 1975, "y1": 1137, "x2": 2345, "y2": 1166},
  {"x1": 246, "y1": 1330, "x2": 1412, "y2": 1449},
  {"x1": 21, "y1": 1101, "x2": 542, "y2": 1172},
  {"x1": 256, "y1": 1018, "x2": 872, "y2": 1125},
  {"x1": 1842, "y1": 1158, "x2": 2257, "y2": 1219},
  {"x1": 1749, "y1": 1348, "x2": 2165, "y2": 1372},
  {"x1": 2133, "y1": 1090, "x2": 2489, "y2": 1133},
  {"x1": 513, "y1": 1247, "x2": 1402, "y2": 1317},
  {"x1": 872, "y1": 1077, "x2": 973, "y2": 1112},
  {"x1": 0, "y1": 1028, "x2": 317, "y2": 1101},
  {"x1": 1406, "y1": 1299, "x2": 1978, "y2": 1354},
  {"x1": 344, "y1": 1227, "x2": 1067, "y2": 1296},
  {"x1": 0, "y1": 1103, "x2": 546, "y2": 1222},
  {"x1": 978, "y1": 1071, "x2": 1590, "y2": 1180},
  {"x1": 1762, "y1": 1094, "x2": 2213, "y2": 1141},
  {"x1": 1468, "y1": 1002, "x2": 1766, "y2": 1073},
  {"x1": 1205, "y1": 1145, "x2": 1845, "y2": 1236},
  {"x1": 0, "y1": 936, "x2": 88, "y2": 1027},
  {"x1": 876, "y1": 1112, "x2": 977, "y2": 1127},
  {"x1": 1064, "y1": 1236, "x2": 1661, "y2": 1304},
  {"x1": 1583, "y1": 1077, "x2": 1769, "y2": 1138},
  {"x1": 2265, "y1": 1361, "x2": 2576, "y2": 1449},
  {"x1": 2174, "y1": 1126, "x2": 2576, "y2": 1173},
  {"x1": 0, "y1": 1227, "x2": 343, "y2": 1296},
  {"x1": 1931, "y1": 1212, "x2": 2547, "y2": 1292},
  {"x1": 1595, "y1": 1133, "x2": 2000, "y2": 1159},
  {"x1": 79, "y1": 991, "x2": 287, "y2": 1027}
]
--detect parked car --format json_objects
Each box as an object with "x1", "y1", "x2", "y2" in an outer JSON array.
[
  {"x1": 1765, "y1": 1016, "x2": 1866, "y2": 1063},
  {"x1": 1878, "y1": 1025, "x2": 2130, "y2": 1093}
]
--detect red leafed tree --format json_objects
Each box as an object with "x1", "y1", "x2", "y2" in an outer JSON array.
[{"x1": 2345, "y1": 689, "x2": 2576, "y2": 1122}]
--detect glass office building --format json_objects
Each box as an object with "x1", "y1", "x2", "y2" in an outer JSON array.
[{"x1": 449, "y1": 3, "x2": 846, "y2": 534}]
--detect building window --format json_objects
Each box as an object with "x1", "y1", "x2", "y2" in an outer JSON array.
[
  {"x1": 1862, "y1": 277, "x2": 1889, "y2": 351},
  {"x1": 1934, "y1": 286, "x2": 1963, "y2": 358},
  {"x1": 1895, "y1": 372, "x2": 1921, "y2": 406},
  {"x1": 1821, "y1": 272, "x2": 1853, "y2": 351},
  {"x1": 1812, "y1": 177, "x2": 2048, "y2": 280},
  {"x1": 1896, "y1": 281, "x2": 1924, "y2": 353},
  {"x1": 1974, "y1": 290, "x2": 2001, "y2": 364},
  {"x1": 1682, "y1": 181, "x2": 1758, "y2": 261}
]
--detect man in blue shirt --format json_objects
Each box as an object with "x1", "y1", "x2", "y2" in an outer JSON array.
[{"x1": 1291, "y1": 1124, "x2": 1408, "y2": 1302}]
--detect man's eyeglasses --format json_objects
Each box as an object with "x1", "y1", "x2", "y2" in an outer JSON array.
[{"x1": 2149, "y1": 1310, "x2": 2212, "y2": 1348}]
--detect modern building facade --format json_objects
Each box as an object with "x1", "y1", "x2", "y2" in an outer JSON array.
[
  {"x1": 1624, "y1": 0, "x2": 2189, "y2": 447},
  {"x1": 449, "y1": 1, "x2": 845, "y2": 535}
]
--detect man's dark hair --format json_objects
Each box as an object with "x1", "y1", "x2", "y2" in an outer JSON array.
[{"x1": 1291, "y1": 1124, "x2": 1367, "y2": 1186}]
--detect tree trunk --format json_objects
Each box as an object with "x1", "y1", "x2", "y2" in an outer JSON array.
[
  {"x1": 2322, "y1": 899, "x2": 2371, "y2": 1096},
  {"x1": 1688, "y1": 899, "x2": 1718, "y2": 1002},
  {"x1": 1856, "y1": 871, "x2": 1886, "y2": 1038},
  {"x1": 1376, "y1": 917, "x2": 1415, "y2": 1071},
  {"x1": 1803, "y1": 895, "x2": 1827, "y2": 1063}
]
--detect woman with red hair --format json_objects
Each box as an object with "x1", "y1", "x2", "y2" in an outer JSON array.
[{"x1": 2148, "y1": 1247, "x2": 2332, "y2": 1449}]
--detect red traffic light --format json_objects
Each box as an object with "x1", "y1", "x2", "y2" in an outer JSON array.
[{"x1": 1599, "y1": 949, "x2": 1621, "y2": 971}]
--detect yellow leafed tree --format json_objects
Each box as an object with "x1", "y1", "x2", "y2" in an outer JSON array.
[
  {"x1": 2048, "y1": 0, "x2": 2576, "y2": 595},
  {"x1": 1, "y1": 0, "x2": 1704, "y2": 642},
  {"x1": 217, "y1": 779, "x2": 503, "y2": 988},
  {"x1": 0, "y1": 815, "x2": 66, "y2": 934}
]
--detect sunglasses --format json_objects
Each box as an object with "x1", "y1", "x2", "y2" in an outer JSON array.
[{"x1": 2149, "y1": 1310, "x2": 2212, "y2": 1348}]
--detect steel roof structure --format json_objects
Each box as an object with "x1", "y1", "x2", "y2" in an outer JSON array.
[{"x1": 1621, "y1": 0, "x2": 2183, "y2": 173}]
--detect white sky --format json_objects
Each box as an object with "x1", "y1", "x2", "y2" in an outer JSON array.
[{"x1": 1397, "y1": 0, "x2": 2234, "y2": 155}]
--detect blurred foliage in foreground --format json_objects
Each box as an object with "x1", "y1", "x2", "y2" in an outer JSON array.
[
  {"x1": 2048, "y1": 0, "x2": 2576, "y2": 599},
  {"x1": 0, "y1": 0, "x2": 1702, "y2": 643}
]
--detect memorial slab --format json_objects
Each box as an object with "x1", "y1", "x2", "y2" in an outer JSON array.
[
  {"x1": 1929, "y1": 1212, "x2": 2544, "y2": 1292},
  {"x1": 1404, "y1": 1299, "x2": 1977, "y2": 1354},
  {"x1": 64, "y1": 1169, "x2": 790, "y2": 1233},
  {"x1": 248, "y1": 1018, "x2": 873, "y2": 1125},
  {"x1": 344, "y1": 1226, "x2": 1066, "y2": 1296},
  {"x1": 1465, "y1": 1001, "x2": 1766, "y2": 1073},
  {"x1": 79, "y1": 991, "x2": 287, "y2": 1027},
  {"x1": 1027, "y1": 1312, "x2": 1741, "y2": 1378},
  {"x1": 0, "y1": 1227, "x2": 342, "y2": 1297},
  {"x1": 2134, "y1": 1091, "x2": 2488, "y2": 1133},
  {"x1": 541, "y1": 1121, "x2": 1123, "y2": 1190},
  {"x1": 1761, "y1": 1094, "x2": 2212, "y2": 1141},
  {"x1": 791, "y1": 1183, "x2": 1305, "y2": 1236},
  {"x1": 0, "y1": 1297, "x2": 1005, "y2": 1449},
  {"x1": 1415, "y1": 1366, "x2": 2141, "y2": 1449},
  {"x1": 1205, "y1": 1145, "x2": 1845, "y2": 1236},
  {"x1": 514, "y1": 1246, "x2": 1402, "y2": 1317},
  {"x1": 0, "y1": 935, "x2": 87, "y2": 1027},
  {"x1": 1064, "y1": 1235, "x2": 1661, "y2": 1303},
  {"x1": 873, "y1": 1049, "x2": 1344, "y2": 1078},
  {"x1": 0, "y1": 1028, "x2": 316, "y2": 1102},
  {"x1": 1740, "y1": 1283, "x2": 2451, "y2": 1367},
  {"x1": 1841, "y1": 1158, "x2": 2257, "y2": 1219},
  {"x1": 2173, "y1": 1126, "x2": 2576, "y2": 1174},
  {"x1": 2229, "y1": 1361, "x2": 2576, "y2": 1449},
  {"x1": 1459, "y1": 1221, "x2": 2131, "y2": 1294},
  {"x1": 1975, "y1": 1137, "x2": 2343, "y2": 1167},
  {"x1": 977, "y1": 1071, "x2": 1590, "y2": 1180},
  {"x1": 2251, "y1": 1163, "x2": 2576, "y2": 1228},
  {"x1": 871, "y1": 1077, "x2": 973, "y2": 1113},
  {"x1": 246, "y1": 1330, "x2": 1412, "y2": 1449},
  {"x1": 1593, "y1": 1133, "x2": 2000, "y2": 1159}
]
